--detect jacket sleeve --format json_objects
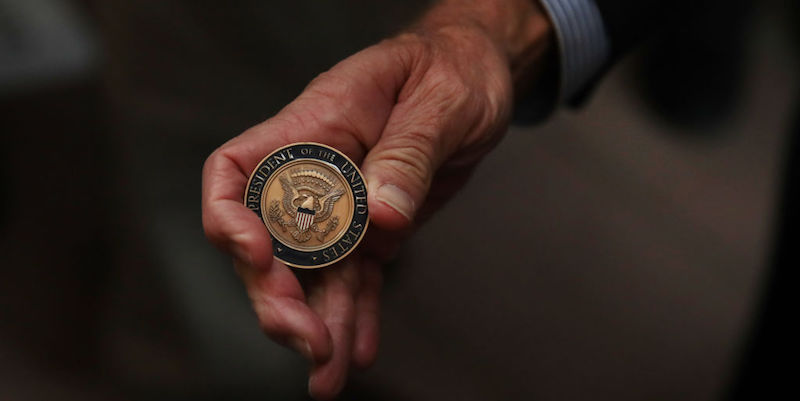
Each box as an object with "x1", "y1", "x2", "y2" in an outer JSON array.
[
  {"x1": 592, "y1": 0, "x2": 667, "y2": 60},
  {"x1": 514, "y1": 0, "x2": 667, "y2": 121}
]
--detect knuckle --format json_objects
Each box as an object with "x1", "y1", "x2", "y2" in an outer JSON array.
[
  {"x1": 425, "y1": 64, "x2": 472, "y2": 106},
  {"x1": 304, "y1": 70, "x2": 334, "y2": 92},
  {"x1": 422, "y1": 63, "x2": 487, "y2": 125},
  {"x1": 304, "y1": 70, "x2": 353, "y2": 110},
  {"x1": 201, "y1": 216, "x2": 224, "y2": 246},
  {"x1": 420, "y1": 61, "x2": 510, "y2": 154},
  {"x1": 252, "y1": 300, "x2": 282, "y2": 336},
  {"x1": 482, "y1": 73, "x2": 512, "y2": 125},
  {"x1": 202, "y1": 148, "x2": 223, "y2": 177},
  {"x1": 201, "y1": 151, "x2": 226, "y2": 244},
  {"x1": 202, "y1": 214, "x2": 227, "y2": 250},
  {"x1": 292, "y1": 74, "x2": 365, "y2": 142},
  {"x1": 378, "y1": 136, "x2": 435, "y2": 187},
  {"x1": 257, "y1": 317, "x2": 278, "y2": 337}
]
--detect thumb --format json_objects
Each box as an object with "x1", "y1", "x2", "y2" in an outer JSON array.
[
  {"x1": 361, "y1": 104, "x2": 457, "y2": 230},
  {"x1": 362, "y1": 139, "x2": 432, "y2": 230},
  {"x1": 359, "y1": 42, "x2": 498, "y2": 231}
]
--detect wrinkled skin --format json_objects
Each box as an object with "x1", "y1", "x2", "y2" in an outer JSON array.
[{"x1": 202, "y1": 3, "x2": 550, "y2": 397}]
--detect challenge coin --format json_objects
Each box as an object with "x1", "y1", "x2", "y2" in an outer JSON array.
[{"x1": 244, "y1": 143, "x2": 369, "y2": 268}]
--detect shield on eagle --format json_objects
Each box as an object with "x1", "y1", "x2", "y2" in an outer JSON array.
[{"x1": 295, "y1": 206, "x2": 316, "y2": 231}]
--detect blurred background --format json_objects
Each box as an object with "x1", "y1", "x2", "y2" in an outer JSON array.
[{"x1": 1, "y1": 0, "x2": 797, "y2": 400}]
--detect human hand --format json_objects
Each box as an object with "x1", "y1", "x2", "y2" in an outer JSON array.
[{"x1": 201, "y1": 1, "x2": 552, "y2": 399}]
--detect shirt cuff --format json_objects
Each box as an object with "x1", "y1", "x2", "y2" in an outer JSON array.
[{"x1": 538, "y1": 0, "x2": 610, "y2": 102}]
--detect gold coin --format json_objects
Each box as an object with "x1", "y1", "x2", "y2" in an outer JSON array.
[{"x1": 244, "y1": 143, "x2": 369, "y2": 268}]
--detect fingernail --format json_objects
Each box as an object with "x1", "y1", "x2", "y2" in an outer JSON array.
[{"x1": 375, "y1": 184, "x2": 415, "y2": 221}]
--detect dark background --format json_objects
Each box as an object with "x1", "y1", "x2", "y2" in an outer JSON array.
[{"x1": 1, "y1": 0, "x2": 797, "y2": 400}]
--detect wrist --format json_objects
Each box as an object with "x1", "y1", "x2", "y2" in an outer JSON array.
[{"x1": 416, "y1": 0, "x2": 554, "y2": 89}]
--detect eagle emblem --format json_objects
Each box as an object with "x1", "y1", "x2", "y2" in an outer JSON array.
[{"x1": 268, "y1": 168, "x2": 343, "y2": 243}]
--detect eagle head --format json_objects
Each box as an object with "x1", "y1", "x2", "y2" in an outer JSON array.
[{"x1": 300, "y1": 194, "x2": 316, "y2": 211}]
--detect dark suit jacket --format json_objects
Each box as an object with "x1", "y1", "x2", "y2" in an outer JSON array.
[{"x1": 586, "y1": 2, "x2": 797, "y2": 399}]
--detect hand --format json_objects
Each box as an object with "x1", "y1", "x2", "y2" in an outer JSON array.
[{"x1": 201, "y1": 1, "x2": 552, "y2": 399}]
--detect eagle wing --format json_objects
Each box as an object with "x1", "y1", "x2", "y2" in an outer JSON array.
[
  {"x1": 315, "y1": 187, "x2": 344, "y2": 222},
  {"x1": 279, "y1": 176, "x2": 299, "y2": 217}
]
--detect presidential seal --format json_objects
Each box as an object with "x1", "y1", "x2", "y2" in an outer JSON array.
[{"x1": 244, "y1": 143, "x2": 369, "y2": 268}]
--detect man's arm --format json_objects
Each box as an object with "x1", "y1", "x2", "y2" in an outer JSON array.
[
  {"x1": 201, "y1": 0, "x2": 668, "y2": 398},
  {"x1": 526, "y1": 0, "x2": 668, "y2": 108}
]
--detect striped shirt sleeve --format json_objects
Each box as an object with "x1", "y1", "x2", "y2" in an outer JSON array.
[{"x1": 538, "y1": 0, "x2": 611, "y2": 102}]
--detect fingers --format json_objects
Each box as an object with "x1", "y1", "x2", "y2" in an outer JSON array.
[
  {"x1": 236, "y1": 259, "x2": 334, "y2": 363},
  {"x1": 202, "y1": 150, "x2": 275, "y2": 269},
  {"x1": 303, "y1": 258, "x2": 383, "y2": 400},
  {"x1": 202, "y1": 132, "x2": 338, "y2": 364},
  {"x1": 307, "y1": 261, "x2": 360, "y2": 400},
  {"x1": 352, "y1": 259, "x2": 383, "y2": 369}
]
